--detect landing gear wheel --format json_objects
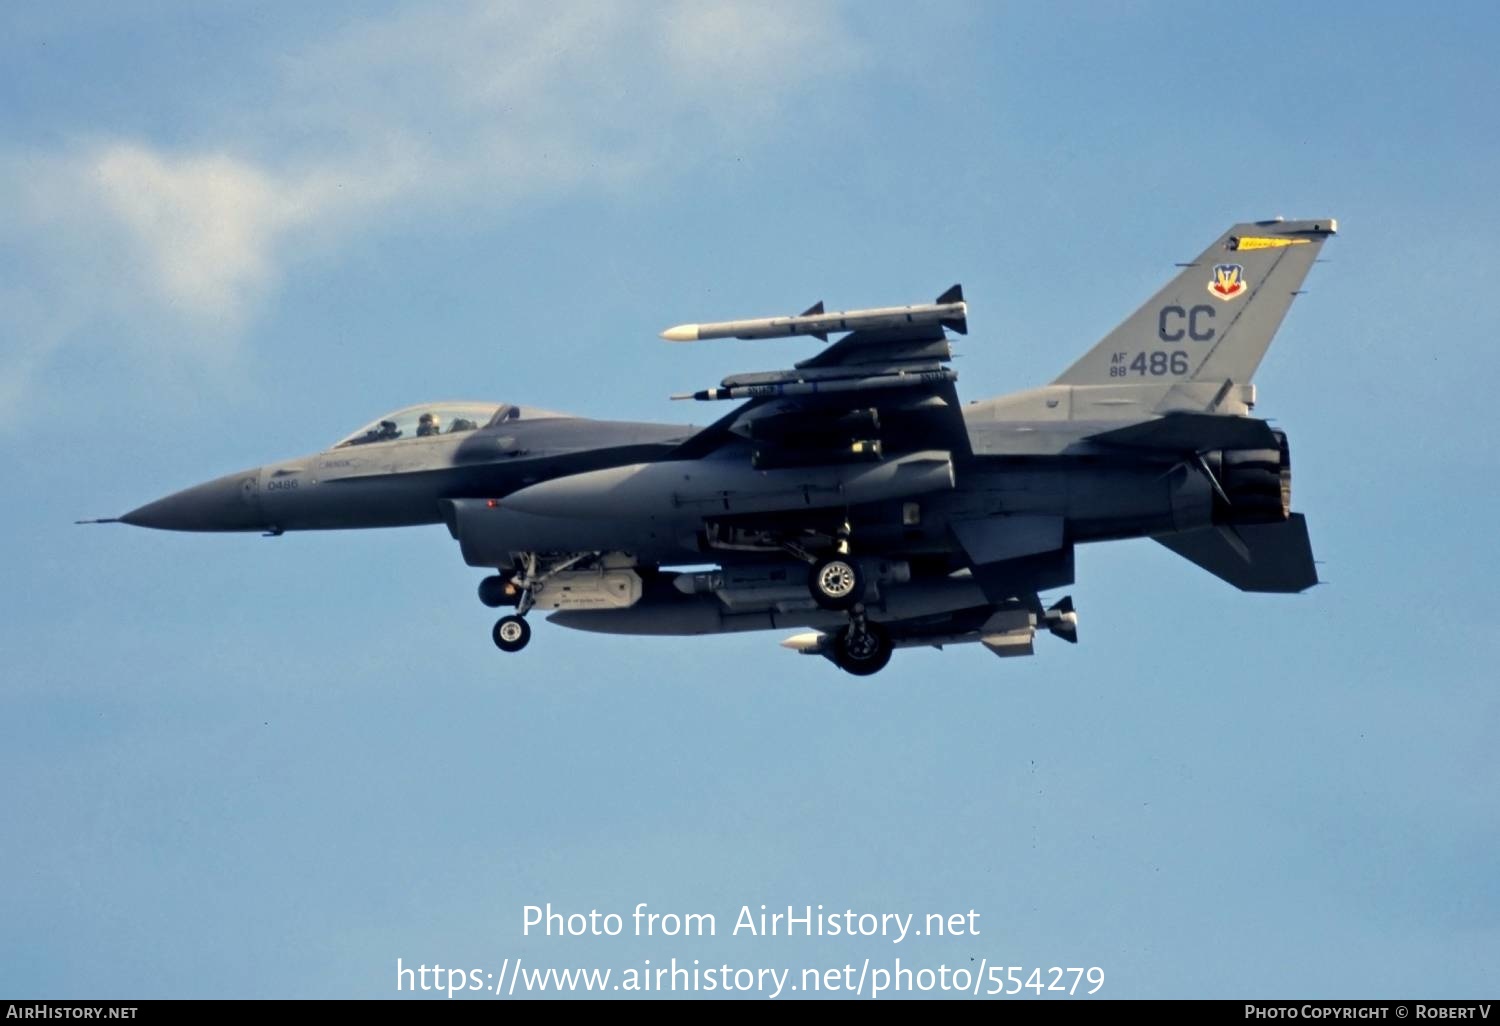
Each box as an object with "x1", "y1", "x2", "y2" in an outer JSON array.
[
  {"x1": 809, "y1": 556, "x2": 863, "y2": 611},
  {"x1": 832, "y1": 621, "x2": 892, "y2": 676},
  {"x1": 478, "y1": 574, "x2": 515, "y2": 608},
  {"x1": 492, "y1": 614, "x2": 531, "y2": 653}
]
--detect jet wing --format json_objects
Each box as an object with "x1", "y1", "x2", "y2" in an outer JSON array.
[{"x1": 665, "y1": 286, "x2": 972, "y2": 463}]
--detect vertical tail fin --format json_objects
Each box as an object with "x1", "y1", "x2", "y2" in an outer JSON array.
[{"x1": 1052, "y1": 218, "x2": 1336, "y2": 388}]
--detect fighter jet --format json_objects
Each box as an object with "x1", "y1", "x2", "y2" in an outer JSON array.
[{"x1": 86, "y1": 218, "x2": 1335, "y2": 675}]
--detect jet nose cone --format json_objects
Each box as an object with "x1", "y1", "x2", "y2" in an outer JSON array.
[{"x1": 121, "y1": 469, "x2": 264, "y2": 532}]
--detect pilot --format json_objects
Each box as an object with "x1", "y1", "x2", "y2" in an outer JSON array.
[
  {"x1": 364, "y1": 419, "x2": 399, "y2": 443},
  {"x1": 416, "y1": 412, "x2": 441, "y2": 437}
]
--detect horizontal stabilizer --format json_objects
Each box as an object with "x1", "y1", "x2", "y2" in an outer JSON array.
[
  {"x1": 1088, "y1": 413, "x2": 1278, "y2": 453},
  {"x1": 1154, "y1": 513, "x2": 1318, "y2": 593}
]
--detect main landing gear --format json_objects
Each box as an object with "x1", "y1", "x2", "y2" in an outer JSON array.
[
  {"x1": 803, "y1": 530, "x2": 892, "y2": 675},
  {"x1": 807, "y1": 519, "x2": 866, "y2": 612},
  {"x1": 808, "y1": 555, "x2": 864, "y2": 611},
  {"x1": 831, "y1": 607, "x2": 893, "y2": 676}
]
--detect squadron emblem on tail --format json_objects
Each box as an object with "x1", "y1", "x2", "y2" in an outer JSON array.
[{"x1": 1208, "y1": 262, "x2": 1248, "y2": 300}]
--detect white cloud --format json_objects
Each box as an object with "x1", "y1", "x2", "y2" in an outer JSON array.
[
  {"x1": 91, "y1": 146, "x2": 301, "y2": 322},
  {"x1": 0, "y1": 1, "x2": 860, "y2": 414},
  {"x1": 662, "y1": 2, "x2": 846, "y2": 96}
]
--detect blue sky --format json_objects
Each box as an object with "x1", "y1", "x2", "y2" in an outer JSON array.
[{"x1": 3, "y1": 1, "x2": 1497, "y2": 999}]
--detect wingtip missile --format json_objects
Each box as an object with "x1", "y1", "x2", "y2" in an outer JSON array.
[{"x1": 659, "y1": 289, "x2": 967, "y2": 343}]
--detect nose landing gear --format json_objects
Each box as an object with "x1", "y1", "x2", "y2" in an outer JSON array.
[
  {"x1": 482, "y1": 551, "x2": 599, "y2": 654},
  {"x1": 491, "y1": 614, "x2": 531, "y2": 652}
]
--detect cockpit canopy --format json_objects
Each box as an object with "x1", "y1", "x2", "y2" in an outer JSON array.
[{"x1": 332, "y1": 402, "x2": 568, "y2": 449}]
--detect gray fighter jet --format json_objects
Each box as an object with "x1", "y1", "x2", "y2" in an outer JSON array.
[{"x1": 87, "y1": 218, "x2": 1335, "y2": 675}]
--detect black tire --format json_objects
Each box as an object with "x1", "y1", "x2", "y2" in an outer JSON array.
[
  {"x1": 492, "y1": 614, "x2": 531, "y2": 652},
  {"x1": 478, "y1": 574, "x2": 515, "y2": 608},
  {"x1": 809, "y1": 557, "x2": 864, "y2": 611},
  {"x1": 832, "y1": 622, "x2": 893, "y2": 677}
]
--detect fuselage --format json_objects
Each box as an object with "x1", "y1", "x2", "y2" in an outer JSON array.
[
  {"x1": 112, "y1": 390, "x2": 1293, "y2": 653},
  {"x1": 121, "y1": 405, "x2": 1228, "y2": 568}
]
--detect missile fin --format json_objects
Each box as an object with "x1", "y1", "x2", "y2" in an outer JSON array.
[
  {"x1": 936, "y1": 283, "x2": 968, "y2": 334},
  {"x1": 801, "y1": 301, "x2": 827, "y2": 340}
]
